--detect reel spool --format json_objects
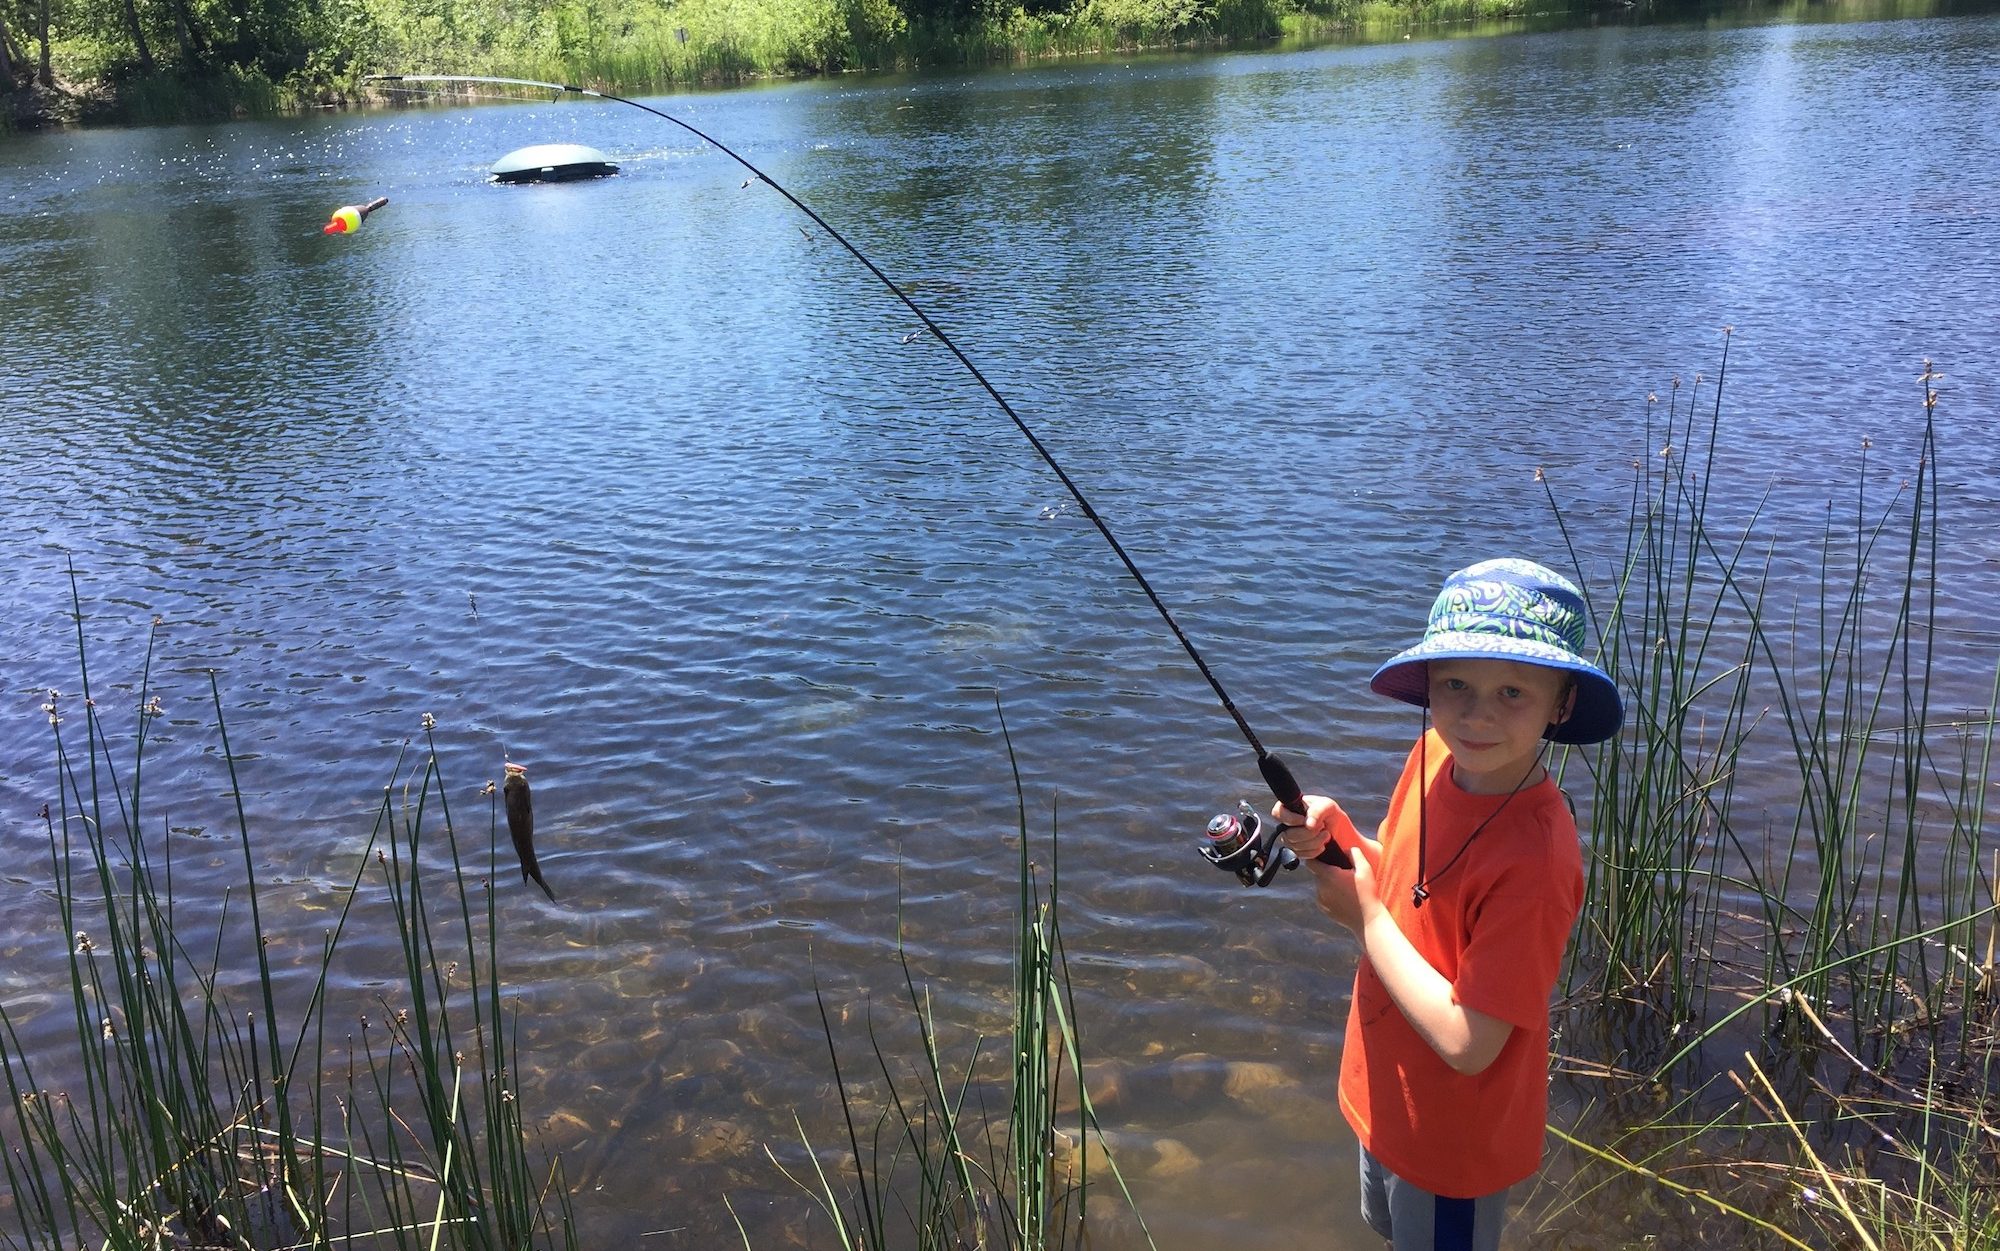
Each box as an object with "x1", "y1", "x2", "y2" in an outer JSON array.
[{"x1": 1201, "y1": 801, "x2": 1300, "y2": 888}]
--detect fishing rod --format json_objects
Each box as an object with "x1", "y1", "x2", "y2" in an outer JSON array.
[{"x1": 367, "y1": 72, "x2": 1352, "y2": 885}]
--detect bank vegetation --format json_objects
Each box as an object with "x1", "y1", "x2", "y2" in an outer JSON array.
[{"x1": 0, "y1": 0, "x2": 1557, "y2": 126}]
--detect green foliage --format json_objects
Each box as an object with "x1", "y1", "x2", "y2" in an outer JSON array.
[
  {"x1": 15, "y1": 0, "x2": 1427, "y2": 117},
  {"x1": 108, "y1": 62, "x2": 281, "y2": 119},
  {"x1": 848, "y1": 0, "x2": 909, "y2": 51},
  {"x1": 1074, "y1": 0, "x2": 1216, "y2": 38}
]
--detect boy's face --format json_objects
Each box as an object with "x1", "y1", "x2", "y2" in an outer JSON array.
[{"x1": 1425, "y1": 658, "x2": 1575, "y2": 794}]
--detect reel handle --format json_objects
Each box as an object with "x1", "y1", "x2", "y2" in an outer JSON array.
[{"x1": 1258, "y1": 751, "x2": 1353, "y2": 870}]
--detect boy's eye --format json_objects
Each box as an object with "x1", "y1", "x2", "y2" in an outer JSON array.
[{"x1": 1501, "y1": 687, "x2": 1523, "y2": 699}]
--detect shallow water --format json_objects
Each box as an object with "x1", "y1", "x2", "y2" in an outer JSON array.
[{"x1": 2, "y1": 3, "x2": 1998, "y2": 1245}]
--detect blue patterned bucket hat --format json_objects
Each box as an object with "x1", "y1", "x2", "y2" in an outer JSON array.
[{"x1": 1370, "y1": 558, "x2": 1623, "y2": 745}]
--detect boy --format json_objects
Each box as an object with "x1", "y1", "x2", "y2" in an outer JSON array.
[{"x1": 1276, "y1": 558, "x2": 1622, "y2": 1251}]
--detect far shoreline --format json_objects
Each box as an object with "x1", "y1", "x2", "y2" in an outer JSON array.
[{"x1": 2, "y1": 0, "x2": 1713, "y2": 132}]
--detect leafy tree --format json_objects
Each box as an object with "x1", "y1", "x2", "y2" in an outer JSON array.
[{"x1": 904, "y1": 0, "x2": 996, "y2": 25}]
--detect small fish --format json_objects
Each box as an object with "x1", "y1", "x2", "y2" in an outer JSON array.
[{"x1": 503, "y1": 762, "x2": 556, "y2": 901}]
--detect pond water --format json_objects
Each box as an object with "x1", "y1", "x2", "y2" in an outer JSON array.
[{"x1": 2, "y1": 2, "x2": 1997, "y2": 1245}]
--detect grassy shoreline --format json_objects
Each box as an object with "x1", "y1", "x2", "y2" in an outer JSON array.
[
  {"x1": 9, "y1": 0, "x2": 1965, "y2": 129},
  {"x1": 7, "y1": 0, "x2": 1606, "y2": 129}
]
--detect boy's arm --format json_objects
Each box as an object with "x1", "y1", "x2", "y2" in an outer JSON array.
[
  {"x1": 1356, "y1": 897, "x2": 1513, "y2": 1076},
  {"x1": 1284, "y1": 805, "x2": 1512, "y2": 1076}
]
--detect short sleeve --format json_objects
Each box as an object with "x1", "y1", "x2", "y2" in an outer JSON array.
[{"x1": 1451, "y1": 830, "x2": 1583, "y2": 1033}]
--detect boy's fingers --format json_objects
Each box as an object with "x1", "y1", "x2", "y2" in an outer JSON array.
[{"x1": 1280, "y1": 824, "x2": 1331, "y2": 858}]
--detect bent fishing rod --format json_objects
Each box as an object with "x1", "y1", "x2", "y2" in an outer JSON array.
[{"x1": 368, "y1": 72, "x2": 1351, "y2": 885}]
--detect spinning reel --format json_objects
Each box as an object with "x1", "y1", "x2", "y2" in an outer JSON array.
[{"x1": 1201, "y1": 801, "x2": 1301, "y2": 888}]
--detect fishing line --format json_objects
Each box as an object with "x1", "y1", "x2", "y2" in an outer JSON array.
[
  {"x1": 367, "y1": 73, "x2": 1350, "y2": 876},
  {"x1": 458, "y1": 590, "x2": 557, "y2": 899}
]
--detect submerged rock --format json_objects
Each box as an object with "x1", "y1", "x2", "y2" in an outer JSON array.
[
  {"x1": 687, "y1": 1118, "x2": 751, "y2": 1162},
  {"x1": 1052, "y1": 1127, "x2": 1202, "y2": 1179}
]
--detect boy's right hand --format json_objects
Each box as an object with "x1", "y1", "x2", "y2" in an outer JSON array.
[
  {"x1": 1273, "y1": 796, "x2": 1379, "y2": 872},
  {"x1": 1272, "y1": 794, "x2": 1340, "y2": 860}
]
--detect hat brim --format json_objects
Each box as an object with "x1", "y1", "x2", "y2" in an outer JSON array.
[{"x1": 1370, "y1": 632, "x2": 1623, "y2": 745}]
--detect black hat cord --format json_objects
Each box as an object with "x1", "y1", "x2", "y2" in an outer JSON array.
[{"x1": 1411, "y1": 711, "x2": 1543, "y2": 910}]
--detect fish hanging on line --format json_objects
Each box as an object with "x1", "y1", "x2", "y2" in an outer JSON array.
[{"x1": 503, "y1": 762, "x2": 557, "y2": 901}]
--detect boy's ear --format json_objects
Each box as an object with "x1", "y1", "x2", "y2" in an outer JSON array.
[{"x1": 1551, "y1": 679, "x2": 1578, "y2": 728}]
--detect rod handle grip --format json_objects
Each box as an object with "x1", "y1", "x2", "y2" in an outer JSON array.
[
  {"x1": 1311, "y1": 842, "x2": 1354, "y2": 870},
  {"x1": 1258, "y1": 752, "x2": 1352, "y2": 871}
]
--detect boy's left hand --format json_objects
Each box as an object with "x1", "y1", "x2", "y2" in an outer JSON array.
[
  {"x1": 1310, "y1": 835, "x2": 1384, "y2": 935},
  {"x1": 1347, "y1": 848, "x2": 1387, "y2": 927}
]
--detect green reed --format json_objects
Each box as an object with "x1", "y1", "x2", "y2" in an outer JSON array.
[
  {"x1": 1550, "y1": 352, "x2": 1750, "y2": 1033},
  {"x1": 0, "y1": 574, "x2": 575, "y2": 1249},
  {"x1": 767, "y1": 702, "x2": 1154, "y2": 1251},
  {"x1": 1545, "y1": 340, "x2": 1991, "y2": 1057},
  {"x1": 1538, "y1": 346, "x2": 1999, "y2": 1248}
]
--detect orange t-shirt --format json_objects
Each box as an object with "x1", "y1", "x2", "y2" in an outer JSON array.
[{"x1": 1334, "y1": 729, "x2": 1584, "y2": 1199}]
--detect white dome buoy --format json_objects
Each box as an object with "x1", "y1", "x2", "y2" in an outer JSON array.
[{"x1": 490, "y1": 143, "x2": 620, "y2": 184}]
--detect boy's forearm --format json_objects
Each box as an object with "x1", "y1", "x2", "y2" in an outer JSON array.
[{"x1": 1360, "y1": 913, "x2": 1510, "y2": 1075}]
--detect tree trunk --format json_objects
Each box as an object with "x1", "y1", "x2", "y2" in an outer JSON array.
[
  {"x1": 223, "y1": 0, "x2": 253, "y2": 62},
  {"x1": 0, "y1": 4, "x2": 16, "y2": 88},
  {"x1": 170, "y1": 0, "x2": 208, "y2": 62},
  {"x1": 123, "y1": 0, "x2": 155, "y2": 72},
  {"x1": 3, "y1": 1, "x2": 27, "y2": 72},
  {"x1": 37, "y1": 0, "x2": 52, "y2": 88}
]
